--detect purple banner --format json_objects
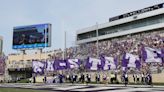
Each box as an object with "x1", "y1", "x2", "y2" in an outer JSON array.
[
  {"x1": 67, "y1": 59, "x2": 81, "y2": 69},
  {"x1": 85, "y1": 57, "x2": 102, "y2": 70},
  {"x1": 103, "y1": 56, "x2": 118, "y2": 70},
  {"x1": 45, "y1": 60, "x2": 55, "y2": 72},
  {"x1": 122, "y1": 53, "x2": 141, "y2": 70},
  {"x1": 54, "y1": 60, "x2": 67, "y2": 70},
  {"x1": 32, "y1": 60, "x2": 45, "y2": 74},
  {"x1": 142, "y1": 47, "x2": 163, "y2": 63}
]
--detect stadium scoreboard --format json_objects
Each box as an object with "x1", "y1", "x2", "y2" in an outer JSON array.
[{"x1": 13, "y1": 23, "x2": 51, "y2": 49}]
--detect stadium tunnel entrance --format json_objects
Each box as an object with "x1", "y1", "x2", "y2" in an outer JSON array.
[{"x1": 8, "y1": 68, "x2": 32, "y2": 82}]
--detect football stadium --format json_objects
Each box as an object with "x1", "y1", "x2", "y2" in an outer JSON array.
[{"x1": 0, "y1": 1, "x2": 164, "y2": 92}]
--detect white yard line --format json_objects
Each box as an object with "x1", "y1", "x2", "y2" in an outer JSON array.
[
  {"x1": 71, "y1": 86, "x2": 119, "y2": 92},
  {"x1": 53, "y1": 85, "x2": 88, "y2": 90}
]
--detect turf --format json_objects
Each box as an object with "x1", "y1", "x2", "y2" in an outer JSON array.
[{"x1": 0, "y1": 88, "x2": 51, "y2": 92}]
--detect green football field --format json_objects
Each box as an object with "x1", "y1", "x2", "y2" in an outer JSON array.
[{"x1": 0, "y1": 88, "x2": 50, "y2": 92}]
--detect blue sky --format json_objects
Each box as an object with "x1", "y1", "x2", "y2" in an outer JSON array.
[{"x1": 0, "y1": 0, "x2": 163, "y2": 55}]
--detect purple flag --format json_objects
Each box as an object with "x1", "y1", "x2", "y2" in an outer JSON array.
[
  {"x1": 45, "y1": 60, "x2": 55, "y2": 72},
  {"x1": 85, "y1": 57, "x2": 101, "y2": 70},
  {"x1": 143, "y1": 47, "x2": 163, "y2": 63},
  {"x1": 67, "y1": 59, "x2": 81, "y2": 69},
  {"x1": 32, "y1": 60, "x2": 45, "y2": 75},
  {"x1": 100, "y1": 56, "x2": 117, "y2": 70},
  {"x1": 122, "y1": 53, "x2": 141, "y2": 70},
  {"x1": 54, "y1": 60, "x2": 67, "y2": 70}
]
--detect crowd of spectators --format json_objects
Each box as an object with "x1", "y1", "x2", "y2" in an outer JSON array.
[{"x1": 62, "y1": 30, "x2": 163, "y2": 60}]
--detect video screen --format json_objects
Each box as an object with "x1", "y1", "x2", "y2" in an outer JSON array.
[{"x1": 13, "y1": 24, "x2": 51, "y2": 49}]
